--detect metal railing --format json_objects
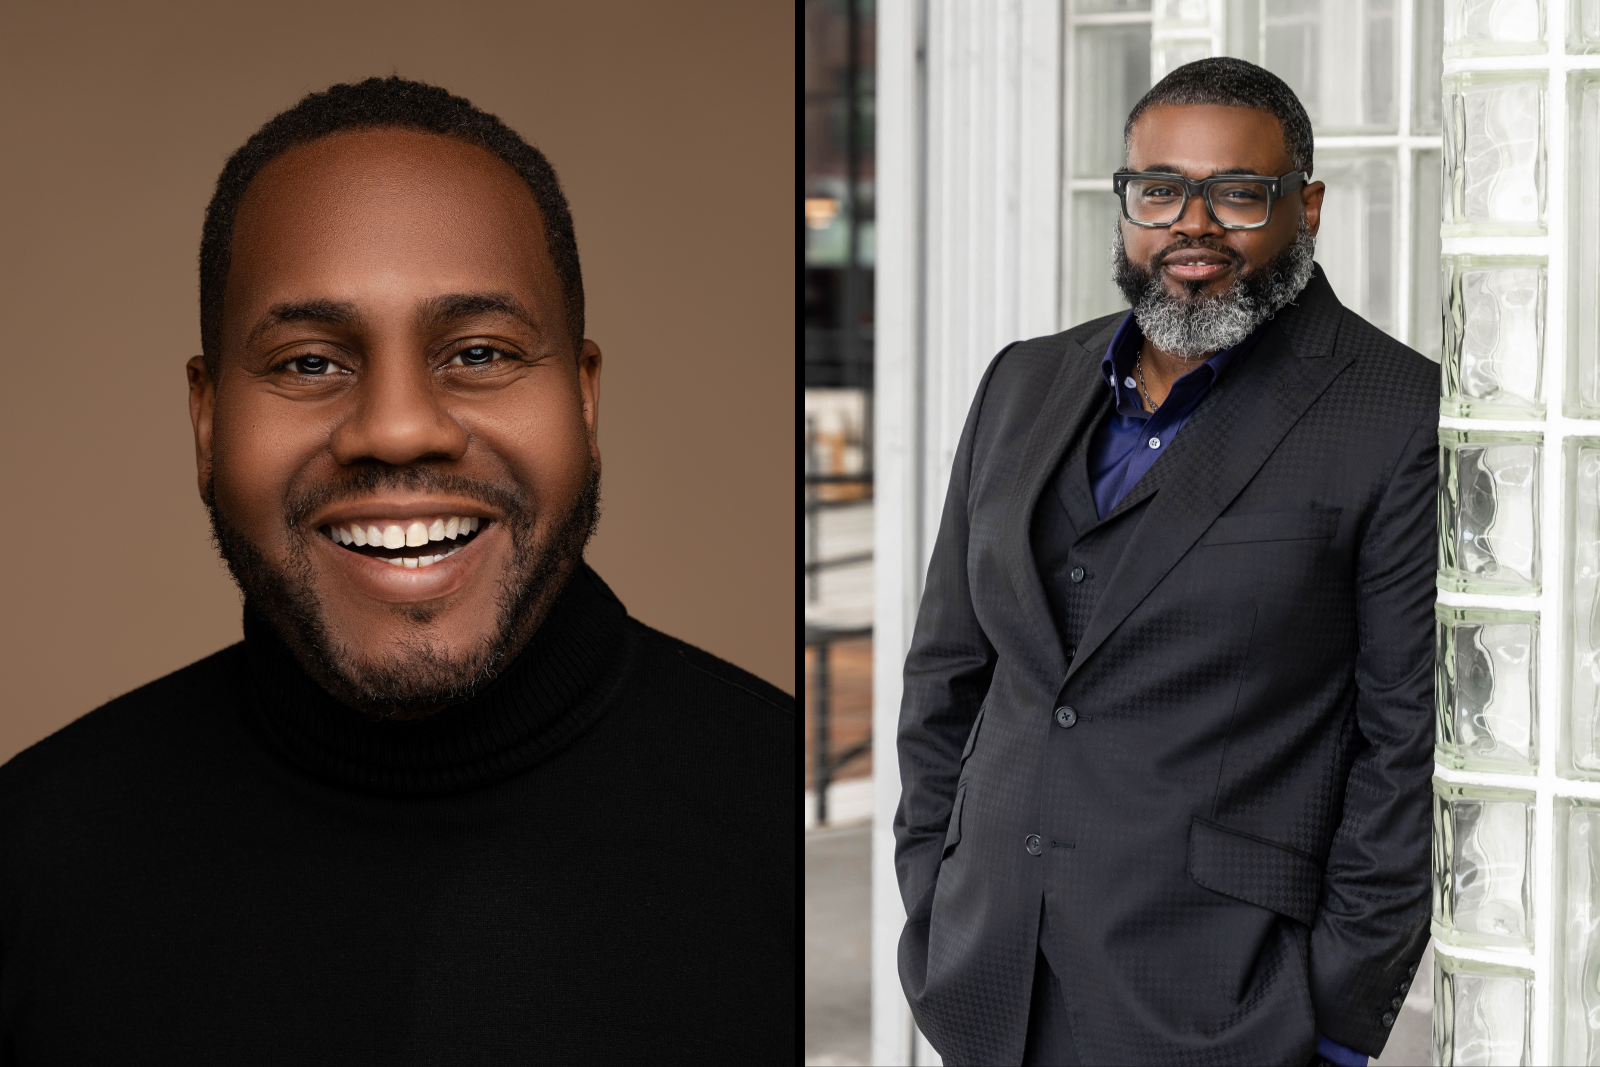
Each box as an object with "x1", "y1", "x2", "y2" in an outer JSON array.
[{"x1": 806, "y1": 620, "x2": 873, "y2": 826}]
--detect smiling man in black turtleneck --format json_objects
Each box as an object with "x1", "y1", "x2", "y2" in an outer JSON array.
[{"x1": 0, "y1": 78, "x2": 793, "y2": 1065}]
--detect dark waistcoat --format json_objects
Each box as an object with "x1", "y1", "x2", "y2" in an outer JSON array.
[{"x1": 1029, "y1": 402, "x2": 1150, "y2": 671}]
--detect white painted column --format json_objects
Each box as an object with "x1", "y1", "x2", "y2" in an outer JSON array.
[{"x1": 872, "y1": 1, "x2": 1062, "y2": 1063}]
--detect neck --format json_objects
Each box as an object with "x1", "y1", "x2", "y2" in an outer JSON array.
[{"x1": 1137, "y1": 337, "x2": 1213, "y2": 411}]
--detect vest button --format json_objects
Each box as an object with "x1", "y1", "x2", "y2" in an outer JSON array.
[
  {"x1": 1065, "y1": 645, "x2": 1076, "y2": 660},
  {"x1": 1054, "y1": 706, "x2": 1077, "y2": 729},
  {"x1": 1069, "y1": 566, "x2": 1085, "y2": 583},
  {"x1": 1024, "y1": 834, "x2": 1043, "y2": 856}
]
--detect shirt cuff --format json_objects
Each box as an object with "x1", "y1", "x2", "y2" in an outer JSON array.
[{"x1": 1316, "y1": 1034, "x2": 1369, "y2": 1066}]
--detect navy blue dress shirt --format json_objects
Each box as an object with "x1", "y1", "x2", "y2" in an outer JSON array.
[{"x1": 1087, "y1": 313, "x2": 1249, "y2": 519}]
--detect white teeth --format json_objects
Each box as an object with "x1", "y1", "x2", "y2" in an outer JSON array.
[
  {"x1": 403, "y1": 556, "x2": 419, "y2": 568},
  {"x1": 330, "y1": 516, "x2": 479, "y2": 557}
]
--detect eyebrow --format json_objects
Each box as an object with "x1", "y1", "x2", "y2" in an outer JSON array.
[
  {"x1": 245, "y1": 292, "x2": 538, "y2": 348},
  {"x1": 416, "y1": 291, "x2": 538, "y2": 333},
  {"x1": 1140, "y1": 164, "x2": 1268, "y2": 177},
  {"x1": 246, "y1": 298, "x2": 361, "y2": 347}
]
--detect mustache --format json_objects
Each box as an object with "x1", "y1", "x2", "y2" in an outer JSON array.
[{"x1": 282, "y1": 464, "x2": 529, "y2": 533}]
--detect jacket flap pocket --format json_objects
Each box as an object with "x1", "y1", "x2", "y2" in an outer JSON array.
[
  {"x1": 942, "y1": 783, "x2": 968, "y2": 858},
  {"x1": 1201, "y1": 506, "x2": 1341, "y2": 546},
  {"x1": 1187, "y1": 817, "x2": 1322, "y2": 926}
]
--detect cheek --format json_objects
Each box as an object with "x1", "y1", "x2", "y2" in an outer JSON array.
[
  {"x1": 209, "y1": 392, "x2": 318, "y2": 525},
  {"x1": 468, "y1": 383, "x2": 592, "y2": 500}
]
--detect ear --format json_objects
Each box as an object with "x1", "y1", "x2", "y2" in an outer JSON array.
[
  {"x1": 1300, "y1": 179, "x2": 1326, "y2": 238},
  {"x1": 186, "y1": 356, "x2": 216, "y2": 500},
  {"x1": 576, "y1": 339, "x2": 602, "y2": 473}
]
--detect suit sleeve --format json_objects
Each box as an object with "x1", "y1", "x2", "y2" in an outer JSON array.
[
  {"x1": 892, "y1": 346, "x2": 1011, "y2": 923},
  {"x1": 1310, "y1": 421, "x2": 1438, "y2": 1055}
]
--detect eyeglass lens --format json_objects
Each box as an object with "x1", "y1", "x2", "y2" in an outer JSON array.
[{"x1": 1123, "y1": 178, "x2": 1273, "y2": 227}]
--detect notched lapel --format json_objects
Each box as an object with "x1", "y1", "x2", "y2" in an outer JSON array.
[
  {"x1": 1001, "y1": 320, "x2": 1120, "y2": 683},
  {"x1": 1066, "y1": 272, "x2": 1355, "y2": 681}
]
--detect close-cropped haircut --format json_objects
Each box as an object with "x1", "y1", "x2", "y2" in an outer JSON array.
[
  {"x1": 1123, "y1": 57, "x2": 1314, "y2": 179},
  {"x1": 199, "y1": 76, "x2": 583, "y2": 375}
]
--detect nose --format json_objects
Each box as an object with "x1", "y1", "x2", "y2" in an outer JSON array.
[
  {"x1": 1169, "y1": 185, "x2": 1224, "y2": 240},
  {"x1": 329, "y1": 354, "x2": 468, "y2": 466}
]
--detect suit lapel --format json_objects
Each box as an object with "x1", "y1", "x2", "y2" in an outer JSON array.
[
  {"x1": 1051, "y1": 412, "x2": 1106, "y2": 534},
  {"x1": 1002, "y1": 317, "x2": 1121, "y2": 682},
  {"x1": 1066, "y1": 269, "x2": 1355, "y2": 681}
]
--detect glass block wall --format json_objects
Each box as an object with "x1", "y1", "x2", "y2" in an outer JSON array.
[
  {"x1": 1436, "y1": 1, "x2": 1600, "y2": 1063},
  {"x1": 1059, "y1": 0, "x2": 1445, "y2": 360}
]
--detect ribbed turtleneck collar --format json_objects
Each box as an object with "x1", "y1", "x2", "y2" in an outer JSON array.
[{"x1": 241, "y1": 564, "x2": 629, "y2": 795}]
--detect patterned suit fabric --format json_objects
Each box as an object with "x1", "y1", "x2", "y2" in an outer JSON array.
[{"x1": 894, "y1": 267, "x2": 1437, "y2": 1066}]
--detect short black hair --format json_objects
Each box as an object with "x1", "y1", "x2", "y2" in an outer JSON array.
[
  {"x1": 199, "y1": 76, "x2": 583, "y2": 375},
  {"x1": 1124, "y1": 57, "x2": 1314, "y2": 178}
]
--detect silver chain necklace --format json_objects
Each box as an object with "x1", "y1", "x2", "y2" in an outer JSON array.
[{"x1": 1135, "y1": 352, "x2": 1160, "y2": 412}]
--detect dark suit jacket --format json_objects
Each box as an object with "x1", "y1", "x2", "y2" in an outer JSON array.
[{"x1": 895, "y1": 267, "x2": 1438, "y2": 1065}]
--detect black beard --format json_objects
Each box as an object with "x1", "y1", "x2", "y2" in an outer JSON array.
[
  {"x1": 1111, "y1": 219, "x2": 1315, "y2": 359},
  {"x1": 204, "y1": 462, "x2": 601, "y2": 721}
]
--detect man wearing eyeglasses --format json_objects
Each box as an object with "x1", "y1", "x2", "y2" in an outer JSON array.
[{"x1": 895, "y1": 57, "x2": 1436, "y2": 1067}]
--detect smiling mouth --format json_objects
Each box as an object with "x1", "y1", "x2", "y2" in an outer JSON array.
[{"x1": 320, "y1": 515, "x2": 486, "y2": 569}]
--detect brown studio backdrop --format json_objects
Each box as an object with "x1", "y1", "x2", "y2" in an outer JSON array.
[{"x1": 0, "y1": 1, "x2": 794, "y2": 764}]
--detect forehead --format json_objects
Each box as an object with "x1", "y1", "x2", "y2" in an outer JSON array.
[
  {"x1": 1126, "y1": 103, "x2": 1291, "y2": 175},
  {"x1": 225, "y1": 128, "x2": 553, "y2": 332}
]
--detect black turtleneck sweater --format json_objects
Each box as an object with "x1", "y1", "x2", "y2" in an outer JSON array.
[{"x1": 0, "y1": 566, "x2": 794, "y2": 1065}]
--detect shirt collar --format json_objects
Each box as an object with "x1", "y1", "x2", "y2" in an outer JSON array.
[{"x1": 1098, "y1": 311, "x2": 1252, "y2": 417}]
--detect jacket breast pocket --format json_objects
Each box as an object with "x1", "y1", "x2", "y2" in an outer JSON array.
[
  {"x1": 1187, "y1": 817, "x2": 1323, "y2": 926},
  {"x1": 1201, "y1": 505, "x2": 1341, "y2": 546}
]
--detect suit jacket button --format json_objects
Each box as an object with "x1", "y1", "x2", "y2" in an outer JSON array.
[
  {"x1": 1069, "y1": 566, "x2": 1085, "y2": 583},
  {"x1": 1391, "y1": 997, "x2": 1403, "y2": 1010},
  {"x1": 1025, "y1": 834, "x2": 1043, "y2": 856},
  {"x1": 1382, "y1": 1012, "x2": 1396, "y2": 1027},
  {"x1": 1054, "y1": 706, "x2": 1078, "y2": 729}
]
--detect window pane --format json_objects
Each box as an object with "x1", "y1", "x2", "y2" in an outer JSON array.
[
  {"x1": 1413, "y1": 148, "x2": 1444, "y2": 360},
  {"x1": 1072, "y1": 24, "x2": 1152, "y2": 178},
  {"x1": 1250, "y1": 0, "x2": 1399, "y2": 134},
  {"x1": 1415, "y1": 0, "x2": 1445, "y2": 133},
  {"x1": 1572, "y1": 74, "x2": 1600, "y2": 414},
  {"x1": 1316, "y1": 151, "x2": 1398, "y2": 335},
  {"x1": 1070, "y1": 192, "x2": 1128, "y2": 325}
]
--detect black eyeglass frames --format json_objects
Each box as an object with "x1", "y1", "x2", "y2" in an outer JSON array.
[{"x1": 1111, "y1": 170, "x2": 1307, "y2": 230}]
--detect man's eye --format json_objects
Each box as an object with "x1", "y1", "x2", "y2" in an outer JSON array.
[
  {"x1": 288, "y1": 355, "x2": 335, "y2": 375},
  {"x1": 451, "y1": 346, "x2": 504, "y2": 366}
]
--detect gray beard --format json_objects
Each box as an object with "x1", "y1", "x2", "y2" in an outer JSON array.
[{"x1": 1112, "y1": 219, "x2": 1316, "y2": 359}]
